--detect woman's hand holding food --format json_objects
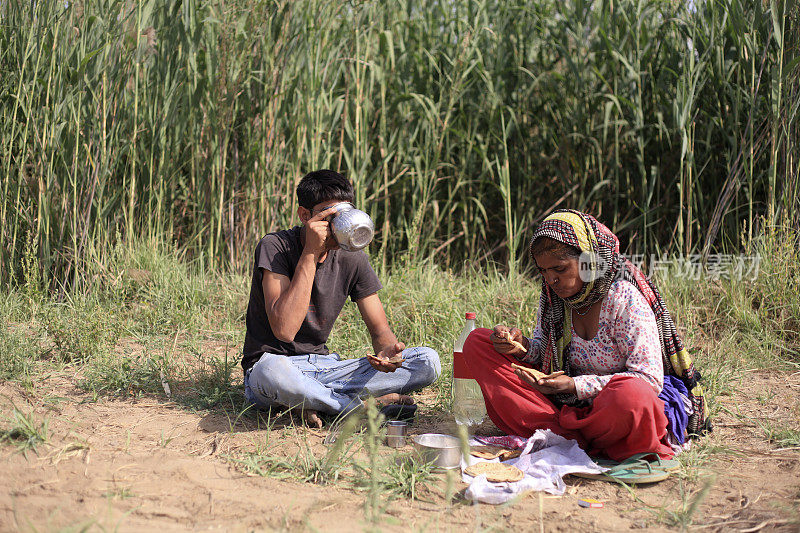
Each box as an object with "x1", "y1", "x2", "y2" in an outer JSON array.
[
  {"x1": 489, "y1": 325, "x2": 529, "y2": 357},
  {"x1": 515, "y1": 369, "x2": 577, "y2": 395}
]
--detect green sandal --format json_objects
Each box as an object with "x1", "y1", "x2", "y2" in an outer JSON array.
[
  {"x1": 593, "y1": 453, "x2": 680, "y2": 473},
  {"x1": 572, "y1": 461, "x2": 671, "y2": 484}
]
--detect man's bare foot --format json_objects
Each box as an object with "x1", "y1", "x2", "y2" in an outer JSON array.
[
  {"x1": 375, "y1": 393, "x2": 414, "y2": 406},
  {"x1": 294, "y1": 408, "x2": 323, "y2": 429}
]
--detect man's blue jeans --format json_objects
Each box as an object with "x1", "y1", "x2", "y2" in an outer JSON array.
[{"x1": 244, "y1": 347, "x2": 441, "y2": 414}]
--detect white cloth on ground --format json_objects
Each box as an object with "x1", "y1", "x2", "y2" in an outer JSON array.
[{"x1": 463, "y1": 429, "x2": 606, "y2": 505}]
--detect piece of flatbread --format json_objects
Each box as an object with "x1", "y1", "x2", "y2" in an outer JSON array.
[
  {"x1": 511, "y1": 363, "x2": 565, "y2": 381},
  {"x1": 500, "y1": 331, "x2": 527, "y2": 352},
  {"x1": 498, "y1": 448, "x2": 522, "y2": 461},
  {"x1": 471, "y1": 446, "x2": 523, "y2": 461},
  {"x1": 470, "y1": 445, "x2": 503, "y2": 459},
  {"x1": 369, "y1": 353, "x2": 404, "y2": 364},
  {"x1": 464, "y1": 462, "x2": 524, "y2": 482}
]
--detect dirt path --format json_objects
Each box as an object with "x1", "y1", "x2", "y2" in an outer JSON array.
[{"x1": 1, "y1": 369, "x2": 798, "y2": 532}]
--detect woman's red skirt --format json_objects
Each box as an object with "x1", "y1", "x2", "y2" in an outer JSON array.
[{"x1": 463, "y1": 328, "x2": 674, "y2": 461}]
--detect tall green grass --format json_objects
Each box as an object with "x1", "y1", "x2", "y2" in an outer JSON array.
[{"x1": 1, "y1": 0, "x2": 798, "y2": 290}]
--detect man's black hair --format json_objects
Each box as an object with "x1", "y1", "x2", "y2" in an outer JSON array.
[{"x1": 296, "y1": 169, "x2": 354, "y2": 209}]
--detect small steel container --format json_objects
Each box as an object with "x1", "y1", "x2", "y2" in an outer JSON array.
[
  {"x1": 328, "y1": 202, "x2": 375, "y2": 252},
  {"x1": 412, "y1": 433, "x2": 463, "y2": 470},
  {"x1": 385, "y1": 421, "x2": 408, "y2": 448}
]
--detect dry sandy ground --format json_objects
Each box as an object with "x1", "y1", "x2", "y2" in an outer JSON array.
[{"x1": 1, "y1": 368, "x2": 799, "y2": 532}]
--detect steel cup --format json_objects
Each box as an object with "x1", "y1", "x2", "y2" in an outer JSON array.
[
  {"x1": 385, "y1": 421, "x2": 408, "y2": 448},
  {"x1": 328, "y1": 202, "x2": 375, "y2": 252}
]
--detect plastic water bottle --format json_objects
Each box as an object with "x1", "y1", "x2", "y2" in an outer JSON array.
[{"x1": 452, "y1": 312, "x2": 487, "y2": 426}]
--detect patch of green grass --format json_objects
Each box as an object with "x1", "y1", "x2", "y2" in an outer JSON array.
[
  {"x1": 676, "y1": 437, "x2": 740, "y2": 484},
  {"x1": 761, "y1": 422, "x2": 800, "y2": 447},
  {"x1": 381, "y1": 453, "x2": 436, "y2": 501},
  {"x1": 661, "y1": 476, "x2": 717, "y2": 530},
  {"x1": 0, "y1": 326, "x2": 39, "y2": 382},
  {"x1": 291, "y1": 442, "x2": 351, "y2": 485},
  {"x1": 231, "y1": 448, "x2": 292, "y2": 479},
  {"x1": 234, "y1": 409, "x2": 362, "y2": 485},
  {"x1": 40, "y1": 303, "x2": 120, "y2": 363},
  {"x1": 75, "y1": 339, "x2": 240, "y2": 410},
  {"x1": 233, "y1": 439, "x2": 351, "y2": 484},
  {"x1": 0, "y1": 407, "x2": 49, "y2": 455},
  {"x1": 78, "y1": 351, "x2": 165, "y2": 398},
  {"x1": 158, "y1": 430, "x2": 175, "y2": 448},
  {"x1": 104, "y1": 487, "x2": 135, "y2": 501},
  {"x1": 756, "y1": 389, "x2": 776, "y2": 406},
  {"x1": 91, "y1": 238, "x2": 230, "y2": 337},
  {"x1": 176, "y1": 349, "x2": 241, "y2": 410}
]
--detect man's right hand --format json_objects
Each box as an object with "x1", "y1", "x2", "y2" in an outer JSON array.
[
  {"x1": 304, "y1": 205, "x2": 340, "y2": 259},
  {"x1": 367, "y1": 341, "x2": 406, "y2": 373},
  {"x1": 489, "y1": 325, "x2": 529, "y2": 357}
]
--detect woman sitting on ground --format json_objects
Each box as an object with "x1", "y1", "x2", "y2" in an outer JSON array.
[{"x1": 463, "y1": 209, "x2": 709, "y2": 461}]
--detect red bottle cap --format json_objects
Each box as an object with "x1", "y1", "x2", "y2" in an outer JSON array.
[{"x1": 465, "y1": 312, "x2": 476, "y2": 320}]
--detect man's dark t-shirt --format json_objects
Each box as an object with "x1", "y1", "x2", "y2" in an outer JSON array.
[{"x1": 241, "y1": 226, "x2": 382, "y2": 372}]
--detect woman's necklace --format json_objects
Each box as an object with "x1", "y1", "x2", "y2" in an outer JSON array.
[{"x1": 572, "y1": 302, "x2": 595, "y2": 316}]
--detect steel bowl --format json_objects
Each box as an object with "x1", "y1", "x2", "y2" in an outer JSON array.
[
  {"x1": 328, "y1": 202, "x2": 375, "y2": 252},
  {"x1": 412, "y1": 433, "x2": 463, "y2": 470}
]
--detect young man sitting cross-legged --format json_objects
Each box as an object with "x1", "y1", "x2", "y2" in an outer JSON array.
[{"x1": 241, "y1": 169, "x2": 441, "y2": 427}]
